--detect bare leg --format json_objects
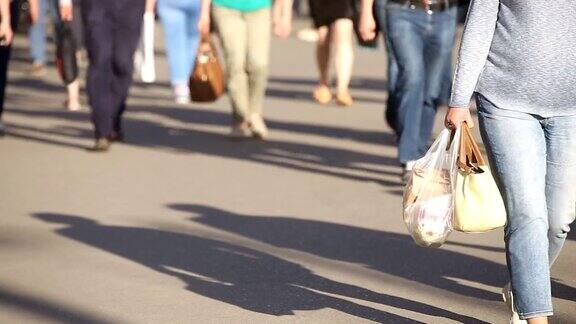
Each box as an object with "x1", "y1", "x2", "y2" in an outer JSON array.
[
  {"x1": 527, "y1": 318, "x2": 547, "y2": 324},
  {"x1": 66, "y1": 78, "x2": 81, "y2": 111},
  {"x1": 316, "y1": 25, "x2": 331, "y2": 86},
  {"x1": 332, "y1": 18, "x2": 354, "y2": 106},
  {"x1": 313, "y1": 26, "x2": 333, "y2": 104}
]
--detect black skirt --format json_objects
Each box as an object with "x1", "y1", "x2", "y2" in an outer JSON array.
[{"x1": 309, "y1": 0, "x2": 356, "y2": 28}]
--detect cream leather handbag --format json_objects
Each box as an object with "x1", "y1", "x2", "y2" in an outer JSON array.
[{"x1": 453, "y1": 123, "x2": 507, "y2": 232}]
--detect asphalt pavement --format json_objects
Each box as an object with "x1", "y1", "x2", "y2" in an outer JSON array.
[{"x1": 0, "y1": 20, "x2": 575, "y2": 323}]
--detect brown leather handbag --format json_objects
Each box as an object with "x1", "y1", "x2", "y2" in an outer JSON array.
[{"x1": 189, "y1": 36, "x2": 225, "y2": 102}]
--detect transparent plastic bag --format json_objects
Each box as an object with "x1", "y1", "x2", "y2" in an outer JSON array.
[{"x1": 403, "y1": 128, "x2": 461, "y2": 248}]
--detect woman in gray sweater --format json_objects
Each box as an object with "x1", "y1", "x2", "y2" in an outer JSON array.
[{"x1": 445, "y1": 1, "x2": 576, "y2": 323}]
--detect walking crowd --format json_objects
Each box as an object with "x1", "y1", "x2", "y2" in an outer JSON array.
[{"x1": 0, "y1": 0, "x2": 574, "y2": 323}]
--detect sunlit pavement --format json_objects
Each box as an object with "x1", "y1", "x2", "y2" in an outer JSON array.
[{"x1": 1, "y1": 20, "x2": 574, "y2": 323}]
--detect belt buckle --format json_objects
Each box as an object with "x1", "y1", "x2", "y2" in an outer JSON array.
[{"x1": 425, "y1": 3, "x2": 434, "y2": 15}]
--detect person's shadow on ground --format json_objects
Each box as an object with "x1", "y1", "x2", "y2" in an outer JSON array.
[
  {"x1": 34, "y1": 213, "x2": 487, "y2": 323},
  {"x1": 6, "y1": 107, "x2": 402, "y2": 187},
  {"x1": 167, "y1": 204, "x2": 576, "y2": 305}
]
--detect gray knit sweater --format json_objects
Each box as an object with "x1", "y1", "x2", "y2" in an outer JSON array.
[{"x1": 450, "y1": 0, "x2": 576, "y2": 116}]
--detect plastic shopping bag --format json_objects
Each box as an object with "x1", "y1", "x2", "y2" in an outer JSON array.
[
  {"x1": 134, "y1": 12, "x2": 156, "y2": 83},
  {"x1": 403, "y1": 129, "x2": 461, "y2": 248}
]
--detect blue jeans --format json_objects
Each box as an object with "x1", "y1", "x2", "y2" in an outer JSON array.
[
  {"x1": 386, "y1": 4, "x2": 456, "y2": 163},
  {"x1": 477, "y1": 94, "x2": 576, "y2": 319},
  {"x1": 28, "y1": 0, "x2": 53, "y2": 64},
  {"x1": 157, "y1": 0, "x2": 201, "y2": 86},
  {"x1": 374, "y1": 0, "x2": 399, "y2": 133}
]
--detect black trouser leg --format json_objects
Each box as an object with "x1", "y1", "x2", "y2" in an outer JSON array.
[
  {"x1": 82, "y1": 0, "x2": 144, "y2": 138},
  {"x1": 110, "y1": 0, "x2": 145, "y2": 134},
  {"x1": 82, "y1": 0, "x2": 114, "y2": 138},
  {"x1": 0, "y1": 0, "x2": 21, "y2": 121}
]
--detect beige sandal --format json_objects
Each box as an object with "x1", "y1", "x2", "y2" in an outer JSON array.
[
  {"x1": 313, "y1": 85, "x2": 333, "y2": 104},
  {"x1": 336, "y1": 91, "x2": 353, "y2": 107}
]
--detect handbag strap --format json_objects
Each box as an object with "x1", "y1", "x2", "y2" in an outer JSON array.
[{"x1": 458, "y1": 122, "x2": 487, "y2": 173}]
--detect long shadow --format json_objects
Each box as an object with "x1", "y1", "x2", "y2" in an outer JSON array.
[
  {"x1": 9, "y1": 78, "x2": 72, "y2": 94},
  {"x1": 0, "y1": 285, "x2": 113, "y2": 324},
  {"x1": 6, "y1": 108, "x2": 401, "y2": 185},
  {"x1": 128, "y1": 105, "x2": 396, "y2": 146},
  {"x1": 33, "y1": 213, "x2": 488, "y2": 323},
  {"x1": 266, "y1": 87, "x2": 385, "y2": 105},
  {"x1": 7, "y1": 104, "x2": 396, "y2": 146},
  {"x1": 167, "y1": 204, "x2": 576, "y2": 304},
  {"x1": 118, "y1": 118, "x2": 400, "y2": 185},
  {"x1": 268, "y1": 77, "x2": 389, "y2": 92}
]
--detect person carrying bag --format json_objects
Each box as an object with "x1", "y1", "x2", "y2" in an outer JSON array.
[
  {"x1": 453, "y1": 122, "x2": 506, "y2": 233},
  {"x1": 189, "y1": 35, "x2": 225, "y2": 103},
  {"x1": 403, "y1": 122, "x2": 506, "y2": 247},
  {"x1": 403, "y1": 128, "x2": 460, "y2": 248},
  {"x1": 55, "y1": 21, "x2": 78, "y2": 85}
]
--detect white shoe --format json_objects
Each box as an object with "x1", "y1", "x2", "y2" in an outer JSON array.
[
  {"x1": 248, "y1": 114, "x2": 269, "y2": 139},
  {"x1": 502, "y1": 284, "x2": 527, "y2": 324},
  {"x1": 64, "y1": 100, "x2": 82, "y2": 111},
  {"x1": 175, "y1": 95, "x2": 190, "y2": 105},
  {"x1": 174, "y1": 85, "x2": 190, "y2": 105},
  {"x1": 228, "y1": 121, "x2": 251, "y2": 139}
]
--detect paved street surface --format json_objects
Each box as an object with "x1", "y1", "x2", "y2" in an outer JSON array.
[{"x1": 1, "y1": 21, "x2": 575, "y2": 323}]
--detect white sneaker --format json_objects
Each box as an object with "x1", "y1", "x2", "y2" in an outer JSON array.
[
  {"x1": 174, "y1": 85, "x2": 190, "y2": 105},
  {"x1": 228, "y1": 121, "x2": 251, "y2": 139},
  {"x1": 248, "y1": 114, "x2": 269, "y2": 139},
  {"x1": 502, "y1": 283, "x2": 527, "y2": 324}
]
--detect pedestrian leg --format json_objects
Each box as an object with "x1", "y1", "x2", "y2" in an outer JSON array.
[
  {"x1": 419, "y1": 7, "x2": 457, "y2": 155},
  {"x1": 386, "y1": 6, "x2": 426, "y2": 164},
  {"x1": 28, "y1": 0, "x2": 47, "y2": 75},
  {"x1": 544, "y1": 116, "x2": 576, "y2": 266},
  {"x1": 333, "y1": 18, "x2": 354, "y2": 106},
  {"x1": 212, "y1": 7, "x2": 249, "y2": 125},
  {"x1": 313, "y1": 25, "x2": 332, "y2": 104},
  {"x1": 82, "y1": 0, "x2": 115, "y2": 139},
  {"x1": 0, "y1": 0, "x2": 20, "y2": 134},
  {"x1": 245, "y1": 7, "x2": 271, "y2": 139},
  {"x1": 110, "y1": 0, "x2": 146, "y2": 136}
]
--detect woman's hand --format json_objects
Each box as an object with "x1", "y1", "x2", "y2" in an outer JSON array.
[
  {"x1": 28, "y1": 0, "x2": 39, "y2": 24},
  {"x1": 359, "y1": 7, "x2": 376, "y2": 41},
  {"x1": 0, "y1": 20, "x2": 13, "y2": 45},
  {"x1": 198, "y1": 14, "x2": 210, "y2": 38},
  {"x1": 198, "y1": 0, "x2": 211, "y2": 38},
  {"x1": 445, "y1": 106, "x2": 475, "y2": 130},
  {"x1": 60, "y1": 4, "x2": 73, "y2": 21},
  {"x1": 273, "y1": 0, "x2": 292, "y2": 39},
  {"x1": 273, "y1": 17, "x2": 291, "y2": 39}
]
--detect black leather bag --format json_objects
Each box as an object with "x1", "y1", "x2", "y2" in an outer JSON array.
[{"x1": 56, "y1": 22, "x2": 78, "y2": 85}]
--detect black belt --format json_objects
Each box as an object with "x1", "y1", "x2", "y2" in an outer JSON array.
[{"x1": 389, "y1": 0, "x2": 457, "y2": 12}]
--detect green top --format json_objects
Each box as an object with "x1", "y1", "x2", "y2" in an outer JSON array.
[{"x1": 213, "y1": 0, "x2": 271, "y2": 12}]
